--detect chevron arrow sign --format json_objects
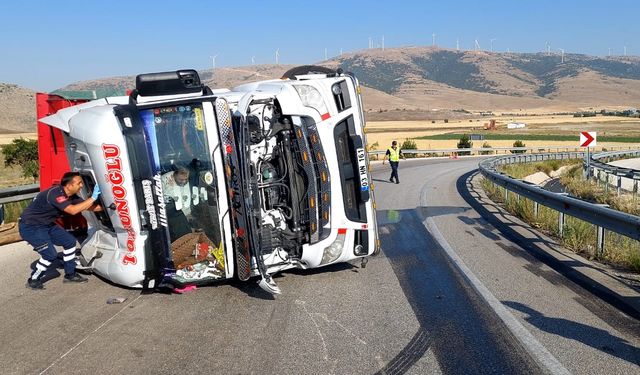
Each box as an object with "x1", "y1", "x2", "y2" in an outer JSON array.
[{"x1": 580, "y1": 131, "x2": 596, "y2": 147}]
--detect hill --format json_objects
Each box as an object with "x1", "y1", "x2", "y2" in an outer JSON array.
[
  {"x1": 0, "y1": 83, "x2": 36, "y2": 133},
  {"x1": 3, "y1": 46, "x2": 640, "y2": 132},
  {"x1": 327, "y1": 47, "x2": 640, "y2": 114}
]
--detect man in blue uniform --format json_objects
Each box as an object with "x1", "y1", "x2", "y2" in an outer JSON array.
[{"x1": 19, "y1": 172, "x2": 102, "y2": 290}]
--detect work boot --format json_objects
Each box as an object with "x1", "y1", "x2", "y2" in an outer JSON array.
[
  {"x1": 389, "y1": 178, "x2": 394, "y2": 183},
  {"x1": 63, "y1": 273, "x2": 88, "y2": 283},
  {"x1": 26, "y1": 278, "x2": 44, "y2": 290}
]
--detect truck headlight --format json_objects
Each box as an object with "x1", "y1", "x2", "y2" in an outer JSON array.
[
  {"x1": 294, "y1": 85, "x2": 328, "y2": 117},
  {"x1": 320, "y1": 231, "x2": 345, "y2": 265}
]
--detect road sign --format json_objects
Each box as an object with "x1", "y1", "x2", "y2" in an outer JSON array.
[{"x1": 580, "y1": 131, "x2": 596, "y2": 147}]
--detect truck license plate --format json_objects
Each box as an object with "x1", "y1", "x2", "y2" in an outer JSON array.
[{"x1": 356, "y1": 147, "x2": 369, "y2": 191}]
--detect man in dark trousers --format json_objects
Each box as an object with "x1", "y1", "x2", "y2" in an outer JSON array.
[
  {"x1": 19, "y1": 172, "x2": 102, "y2": 290},
  {"x1": 382, "y1": 140, "x2": 404, "y2": 184}
]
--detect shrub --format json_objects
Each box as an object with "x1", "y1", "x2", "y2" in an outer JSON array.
[
  {"x1": 479, "y1": 142, "x2": 493, "y2": 155},
  {"x1": 401, "y1": 138, "x2": 417, "y2": 158},
  {"x1": 511, "y1": 140, "x2": 526, "y2": 154}
]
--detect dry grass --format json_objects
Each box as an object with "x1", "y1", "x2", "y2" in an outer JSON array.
[
  {"x1": 499, "y1": 159, "x2": 582, "y2": 179},
  {"x1": 481, "y1": 174, "x2": 640, "y2": 272}
]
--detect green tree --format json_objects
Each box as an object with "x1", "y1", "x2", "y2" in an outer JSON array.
[
  {"x1": 457, "y1": 134, "x2": 473, "y2": 155},
  {"x1": 511, "y1": 140, "x2": 526, "y2": 154},
  {"x1": 2, "y1": 138, "x2": 39, "y2": 182}
]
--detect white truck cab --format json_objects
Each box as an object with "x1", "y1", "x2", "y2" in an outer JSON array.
[{"x1": 40, "y1": 67, "x2": 379, "y2": 294}]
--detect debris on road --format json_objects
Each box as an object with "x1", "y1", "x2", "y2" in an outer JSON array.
[{"x1": 106, "y1": 297, "x2": 127, "y2": 304}]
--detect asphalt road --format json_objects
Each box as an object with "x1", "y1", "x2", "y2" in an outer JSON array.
[{"x1": 1, "y1": 158, "x2": 638, "y2": 374}]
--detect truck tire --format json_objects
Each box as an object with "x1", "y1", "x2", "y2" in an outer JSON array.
[{"x1": 281, "y1": 65, "x2": 340, "y2": 79}]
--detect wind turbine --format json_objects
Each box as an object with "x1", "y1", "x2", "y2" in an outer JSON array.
[
  {"x1": 608, "y1": 47, "x2": 612, "y2": 57},
  {"x1": 275, "y1": 48, "x2": 279, "y2": 64},
  {"x1": 490, "y1": 38, "x2": 497, "y2": 52},
  {"x1": 624, "y1": 46, "x2": 627, "y2": 56},
  {"x1": 251, "y1": 56, "x2": 255, "y2": 65},
  {"x1": 557, "y1": 48, "x2": 565, "y2": 63},
  {"x1": 382, "y1": 35, "x2": 385, "y2": 50},
  {"x1": 324, "y1": 48, "x2": 328, "y2": 61},
  {"x1": 210, "y1": 55, "x2": 217, "y2": 70},
  {"x1": 456, "y1": 38, "x2": 460, "y2": 51},
  {"x1": 369, "y1": 37, "x2": 372, "y2": 49},
  {"x1": 474, "y1": 38, "x2": 481, "y2": 51},
  {"x1": 545, "y1": 42, "x2": 551, "y2": 56},
  {"x1": 432, "y1": 33, "x2": 436, "y2": 46}
]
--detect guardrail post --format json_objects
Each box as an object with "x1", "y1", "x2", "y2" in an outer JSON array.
[
  {"x1": 617, "y1": 175, "x2": 622, "y2": 196},
  {"x1": 533, "y1": 201, "x2": 539, "y2": 219},
  {"x1": 504, "y1": 188, "x2": 509, "y2": 202},
  {"x1": 558, "y1": 212, "x2": 565, "y2": 238},
  {"x1": 604, "y1": 172, "x2": 610, "y2": 192},
  {"x1": 634, "y1": 177, "x2": 639, "y2": 199},
  {"x1": 596, "y1": 226, "x2": 605, "y2": 258}
]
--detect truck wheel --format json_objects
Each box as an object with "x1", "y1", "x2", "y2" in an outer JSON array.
[{"x1": 281, "y1": 65, "x2": 339, "y2": 79}]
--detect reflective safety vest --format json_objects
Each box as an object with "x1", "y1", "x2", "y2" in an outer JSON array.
[{"x1": 387, "y1": 147, "x2": 400, "y2": 162}]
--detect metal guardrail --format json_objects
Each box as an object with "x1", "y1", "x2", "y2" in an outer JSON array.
[
  {"x1": 0, "y1": 184, "x2": 38, "y2": 205},
  {"x1": 0, "y1": 183, "x2": 38, "y2": 224},
  {"x1": 368, "y1": 145, "x2": 636, "y2": 158},
  {"x1": 479, "y1": 152, "x2": 640, "y2": 253},
  {"x1": 587, "y1": 150, "x2": 640, "y2": 195}
]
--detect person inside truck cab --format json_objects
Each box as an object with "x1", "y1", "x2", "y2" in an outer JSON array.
[
  {"x1": 19, "y1": 172, "x2": 102, "y2": 290},
  {"x1": 162, "y1": 167, "x2": 193, "y2": 241}
]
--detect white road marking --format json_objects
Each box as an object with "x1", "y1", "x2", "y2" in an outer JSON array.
[{"x1": 40, "y1": 294, "x2": 143, "y2": 374}]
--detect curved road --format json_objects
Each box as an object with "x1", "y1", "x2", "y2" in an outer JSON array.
[{"x1": 0, "y1": 158, "x2": 638, "y2": 374}]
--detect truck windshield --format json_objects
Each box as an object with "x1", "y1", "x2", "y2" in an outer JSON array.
[{"x1": 139, "y1": 103, "x2": 223, "y2": 256}]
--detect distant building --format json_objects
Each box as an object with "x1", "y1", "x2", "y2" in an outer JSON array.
[{"x1": 506, "y1": 122, "x2": 526, "y2": 129}]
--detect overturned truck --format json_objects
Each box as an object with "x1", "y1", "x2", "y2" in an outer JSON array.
[{"x1": 37, "y1": 67, "x2": 379, "y2": 293}]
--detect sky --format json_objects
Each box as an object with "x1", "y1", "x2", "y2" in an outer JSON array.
[{"x1": 1, "y1": 0, "x2": 639, "y2": 91}]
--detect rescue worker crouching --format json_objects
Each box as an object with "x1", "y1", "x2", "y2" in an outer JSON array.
[{"x1": 19, "y1": 172, "x2": 102, "y2": 290}]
